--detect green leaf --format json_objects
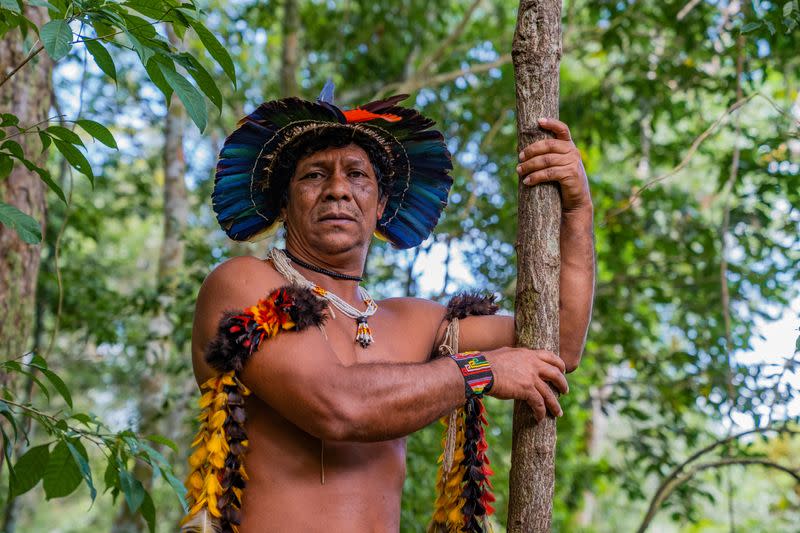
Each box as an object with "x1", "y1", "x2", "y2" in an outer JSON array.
[
  {"x1": 176, "y1": 53, "x2": 222, "y2": 111},
  {"x1": 0, "y1": 153, "x2": 12, "y2": 179},
  {"x1": 119, "y1": 468, "x2": 145, "y2": 513},
  {"x1": 0, "y1": 401, "x2": 18, "y2": 441},
  {"x1": 104, "y1": 455, "x2": 119, "y2": 492},
  {"x1": 126, "y1": 31, "x2": 154, "y2": 65},
  {"x1": 89, "y1": 15, "x2": 115, "y2": 42},
  {"x1": 28, "y1": 0, "x2": 59, "y2": 10},
  {"x1": 84, "y1": 38, "x2": 117, "y2": 82},
  {"x1": 784, "y1": 1, "x2": 795, "y2": 17},
  {"x1": 0, "y1": 112, "x2": 19, "y2": 126},
  {"x1": 76, "y1": 119, "x2": 117, "y2": 149},
  {"x1": 66, "y1": 440, "x2": 96, "y2": 501},
  {"x1": 35, "y1": 166, "x2": 67, "y2": 204},
  {"x1": 189, "y1": 20, "x2": 236, "y2": 86},
  {"x1": 0, "y1": 201, "x2": 42, "y2": 243},
  {"x1": 138, "y1": 442, "x2": 169, "y2": 469},
  {"x1": 158, "y1": 63, "x2": 207, "y2": 132},
  {"x1": 70, "y1": 413, "x2": 93, "y2": 425},
  {"x1": 43, "y1": 440, "x2": 83, "y2": 499},
  {"x1": 40, "y1": 19, "x2": 72, "y2": 60},
  {"x1": 162, "y1": 466, "x2": 188, "y2": 511},
  {"x1": 37, "y1": 366, "x2": 73, "y2": 408},
  {"x1": 1, "y1": 139, "x2": 23, "y2": 159},
  {"x1": 46, "y1": 125, "x2": 84, "y2": 146},
  {"x1": 38, "y1": 130, "x2": 51, "y2": 152},
  {"x1": 124, "y1": 0, "x2": 177, "y2": 21},
  {"x1": 741, "y1": 21, "x2": 761, "y2": 33},
  {"x1": 52, "y1": 138, "x2": 94, "y2": 184},
  {"x1": 0, "y1": 0, "x2": 21, "y2": 14},
  {"x1": 145, "y1": 434, "x2": 178, "y2": 453},
  {"x1": 140, "y1": 491, "x2": 156, "y2": 533},
  {"x1": 10, "y1": 444, "x2": 50, "y2": 497},
  {"x1": 144, "y1": 56, "x2": 173, "y2": 104},
  {"x1": 0, "y1": 425, "x2": 14, "y2": 476}
]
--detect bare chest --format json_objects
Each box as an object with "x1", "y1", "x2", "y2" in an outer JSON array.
[{"x1": 319, "y1": 305, "x2": 437, "y2": 366}]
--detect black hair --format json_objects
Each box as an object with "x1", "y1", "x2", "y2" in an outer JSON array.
[{"x1": 272, "y1": 127, "x2": 392, "y2": 209}]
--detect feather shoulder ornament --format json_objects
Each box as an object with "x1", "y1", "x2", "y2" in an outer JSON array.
[
  {"x1": 181, "y1": 286, "x2": 327, "y2": 533},
  {"x1": 429, "y1": 293, "x2": 498, "y2": 533}
]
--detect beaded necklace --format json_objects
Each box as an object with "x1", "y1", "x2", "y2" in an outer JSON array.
[
  {"x1": 282, "y1": 248, "x2": 364, "y2": 282},
  {"x1": 268, "y1": 248, "x2": 378, "y2": 347}
]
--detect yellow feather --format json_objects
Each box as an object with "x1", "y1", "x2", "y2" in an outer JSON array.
[{"x1": 180, "y1": 509, "x2": 222, "y2": 533}]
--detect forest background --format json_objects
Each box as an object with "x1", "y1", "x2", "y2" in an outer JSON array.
[{"x1": 0, "y1": 0, "x2": 798, "y2": 531}]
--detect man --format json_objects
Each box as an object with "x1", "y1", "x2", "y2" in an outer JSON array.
[{"x1": 182, "y1": 85, "x2": 594, "y2": 533}]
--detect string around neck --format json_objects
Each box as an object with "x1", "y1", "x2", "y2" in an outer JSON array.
[{"x1": 282, "y1": 248, "x2": 364, "y2": 282}]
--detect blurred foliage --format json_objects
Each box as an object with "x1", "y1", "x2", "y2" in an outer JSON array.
[{"x1": 1, "y1": 0, "x2": 799, "y2": 531}]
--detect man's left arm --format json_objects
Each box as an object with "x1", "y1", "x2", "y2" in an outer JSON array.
[{"x1": 457, "y1": 117, "x2": 595, "y2": 373}]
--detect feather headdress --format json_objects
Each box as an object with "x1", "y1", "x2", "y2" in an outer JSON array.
[
  {"x1": 212, "y1": 81, "x2": 453, "y2": 249},
  {"x1": 181, "y1": 286, "x2": 327, "y2": 533}
]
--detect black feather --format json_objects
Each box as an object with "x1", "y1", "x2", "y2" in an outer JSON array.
[{"x1": 444, "y1": 293, "x2": 499, "y2": 321}]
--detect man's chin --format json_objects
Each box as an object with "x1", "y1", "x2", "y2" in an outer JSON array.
[{"x1": 311, "y1": 234, "x2": 368, "y2": 255}]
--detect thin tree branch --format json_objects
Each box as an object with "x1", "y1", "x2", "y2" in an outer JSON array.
[
  {"x1": 417, "y1": 0, "x2": 484, "y2": 75},
  {"x1": 677, "y1": 0, "x2": 703, "y2": 21},
  {"x1": 602, "y1": 92, "x2": 797, "y2": 224},
  {"x1": 0, "y1": 43, "x2": 43, "y2": 90},
  {"x1": 371, "y1": 54, "x2": 512, "y2": 101},
  {"x1": 636, "y1": 424, "x2": 799, "y2": 533},
  {"x1": 637, "y1": 457, "x2": 800, "y2": 533}
]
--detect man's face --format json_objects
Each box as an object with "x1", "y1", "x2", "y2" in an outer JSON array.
[{"x1": 283, "y1": 143, "x2": 388, "y2": 255}]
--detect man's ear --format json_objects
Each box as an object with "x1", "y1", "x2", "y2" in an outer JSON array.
[{"x1": 377, "y1": 192, "x2": 388, "y2": 220}]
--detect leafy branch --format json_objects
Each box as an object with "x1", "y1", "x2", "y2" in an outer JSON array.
[
  {"x1": 0, "y1": 355, "x2": 187, "y2": 533},
  {"x1": 636, "y1": 424, "x2": 800, "y2": 533}
]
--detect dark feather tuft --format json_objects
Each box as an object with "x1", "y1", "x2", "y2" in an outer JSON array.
[
  {"x1": 281, "y1": 285, "x2": 328, "y2": 328},
  {"x1": 205, "y1": 285, "x2": 328, "y2": 373},
  {"x1": 444, "y1": 293, "x2": 499, "y2": 321}
]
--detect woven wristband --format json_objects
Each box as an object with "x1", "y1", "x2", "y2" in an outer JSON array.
[{"x1": 449, "y1": 351, "x2": 494, "y2": 398}]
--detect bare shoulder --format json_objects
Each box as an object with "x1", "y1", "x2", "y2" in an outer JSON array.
[
  {"x1": 201, "y1": 255, "x2": 282, "y2": 294},
  {"x1": 379, "y1": 297, "x2": 448, "y2": 357},
  {"x1": 379, "y1": 296, "x2": 447, "y2": 323},
  {"x1": 192, "y1": 255, "x2": 285, "y2": 384}
]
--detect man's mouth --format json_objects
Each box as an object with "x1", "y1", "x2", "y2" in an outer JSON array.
[{"x1": 318, "y1": 213, "x2": 357, "y2": 222}]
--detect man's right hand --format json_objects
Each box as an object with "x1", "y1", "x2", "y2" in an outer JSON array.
[{"x1": 484, "y1": 347, "x2": 568, "y2": 422}]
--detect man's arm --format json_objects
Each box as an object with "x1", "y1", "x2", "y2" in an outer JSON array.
[
  {"x1": 192, "y1": 257, "x2": 569, "y2": 441},
  {"x1": 457, "y1": 118, "x2": 596, "y2": 372}
]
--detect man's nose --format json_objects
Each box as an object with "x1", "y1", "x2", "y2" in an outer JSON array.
[{"x1": 323, "y1": 169, "x2": 352, "y2": 200}]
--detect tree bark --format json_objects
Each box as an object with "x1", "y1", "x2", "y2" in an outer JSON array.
[
  {"x1": 0, "y1": 6, "x2": 52, "y2": 369},
  {"x1": 280, "y1": 0, "x2": 300, "y2": 97},
  {"x1": 507, "y1": 1, "x2": 562, "y2": 531},
  {"x1": 111, "y1": 24, "x2": 187, "y2": 533}
]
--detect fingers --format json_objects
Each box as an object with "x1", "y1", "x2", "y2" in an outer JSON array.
[
  {"x1": 516, "y1": 152, "x2": 572, "y2": 176},
  {"x1": 520, "y1": 165, "x2": 575, "y2": 187},
  {"x1": 526, "y1": 389, "x2": 547, "y2": 421},
  {"x1": 538, "y1": 117, "x2": 572, "y2": 141},
  {"x1": 534, "y1": 349, "x2": 566, "y2": 373},
  {"x1": 519, "y1": 138, "x2": 573, "y2": 160},
  {"x1": 534, "y1": 380, "x2": 563, "y2": 419},
  {"x1": 542, "y1": 364, "x2": 569, "y2": 394}
]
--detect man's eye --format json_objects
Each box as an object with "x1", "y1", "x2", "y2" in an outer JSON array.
[
  {"x1": 349, "y1": 170, "x2": 367, "y2": 178},
  {"x1": 303, "y1": 172, "x2": 323, "y2": 180}
]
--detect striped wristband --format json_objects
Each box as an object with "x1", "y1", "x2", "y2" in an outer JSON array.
[{"x1": 448, "y1": 351, "x2": 494, "y2": 398}]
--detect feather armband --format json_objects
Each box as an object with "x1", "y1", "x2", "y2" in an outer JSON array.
[
  {"x1": 181, "y1": 286, "x2": 327, "y2": 533},
  {"x1": 430, "y1": 293, "x2": 498, "y2": 533}
]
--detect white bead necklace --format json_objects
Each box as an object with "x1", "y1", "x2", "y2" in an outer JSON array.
[{"x1": 268, "y1": 248, "x2": 378, "y2": 347}]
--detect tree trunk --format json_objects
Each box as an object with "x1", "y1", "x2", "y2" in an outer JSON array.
[
  {"x1": 507, "y1": 1, "x2": 562, "y2": 531},
  {"x1": 0, "y1": 6, "x2": 52, "y2": 369},
  {"x1": 111, "y1": 24, "x2": 187, "y2": 533},
  {"x1": 280, "y1": 0, "x2": 300, "y2": 97}
]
